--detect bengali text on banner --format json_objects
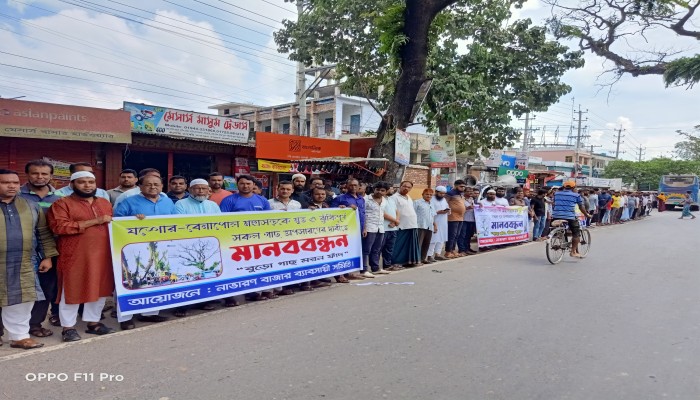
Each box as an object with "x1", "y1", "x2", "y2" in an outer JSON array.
[
  {"x1": 474, "y1": 206, "x2": 530, "y2": 247},
  {"x1": 109, "y1": 209, "x2": 363, "y2": 316}
]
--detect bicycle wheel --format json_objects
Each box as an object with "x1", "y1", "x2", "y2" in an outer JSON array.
[
  {"x1": 578, "y1": 228, "x2": 592, "y2": 257},
  {"x1": 546, "y1": 228, "x2": 566, "y2": 264}
]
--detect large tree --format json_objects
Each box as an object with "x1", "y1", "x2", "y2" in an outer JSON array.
[
  {"x1": 674, "y1": 125, "x2": 700, "y2": 160},
  {"x1": 276, "y1": 0, "x2": 582, "y2": 178},
  {"x1": 545, "y1": 0, "x2": 700, "y2": 87}
]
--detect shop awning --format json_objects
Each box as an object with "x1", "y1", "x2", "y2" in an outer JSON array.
[{"x1": 296, "y1": 157, "x2": 390, "y2": 163}]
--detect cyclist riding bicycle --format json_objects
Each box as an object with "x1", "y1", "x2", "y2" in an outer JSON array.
[{"x1": 551, "y1": 181, "x2": 591, "y2": 258}]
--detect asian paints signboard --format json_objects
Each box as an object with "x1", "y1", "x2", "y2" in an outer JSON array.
[{"x1": 124, "y1": 102, "x2": 249, "y2": 144}]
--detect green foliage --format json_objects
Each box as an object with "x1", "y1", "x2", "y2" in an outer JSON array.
[
  {"x1": 276, "y1": 0, "x2": 582, "y2": 153},
  {"x1": 547, "y1": 0, "x2": 700, "y2": 87},
  {"x1": 664, "y1": 55, "x2": 700, "y2": 88},
  {"x1": 674, "y1": 125, "x2": 700, "y2": 160},
  {"x1": 603, "y1": 158, "x2": 700, "y2": 189}
]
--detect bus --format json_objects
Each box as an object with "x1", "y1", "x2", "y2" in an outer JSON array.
[{"x1": 659, "y1": 174, "x2": 699, "y2": 211}]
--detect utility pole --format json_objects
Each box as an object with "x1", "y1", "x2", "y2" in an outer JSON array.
[
  {"x1": 573, "y1": 105, "x2": 588, "y2": 177},
  {"x1": 295, "y1": 1, "x2": 307, "y2": 136},
  {"x1": 638, "y1": 145, "x2": 646, "y2": 162},
  {"x1": 589, "y1": 144, "x2": 602, "y2": 178},
  {"x1": 517, "y1": 113, "x2": 537, "y2": 169},
  {"x1": 613, "y1": 127, "x2": 625, "y2": 159}
]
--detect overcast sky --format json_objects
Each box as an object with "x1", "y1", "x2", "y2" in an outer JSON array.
[{"x1": 2, "y1": 0, "x2": 698, "y2": 161}]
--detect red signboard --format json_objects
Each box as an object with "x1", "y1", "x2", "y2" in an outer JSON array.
[
  {"x1": 256, "y1": 131, "x2": 350, "y2": 160},
  {"x1": 0, "y1": 99, "x2": 131, "y2": 143}
]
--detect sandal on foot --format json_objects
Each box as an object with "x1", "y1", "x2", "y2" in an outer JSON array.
[
  {"x1": 261, "y1": 291, "x2": 278, "y2": 299},
  {"x1": 245, "y1": 292, "x2": 265, "y2": 302},
  {"x1": 137, "y1": 315, "x2": 168, "y2": 323},
  {"x1": 10, "y1": 338, "x2": 45, "y2": 349},
  {"x1": 173, "y1": 308, "x2": 188, "y2": 318},
  {"x1": 277, "y1": 288, "x2": 295, "y2": 296},
  {"x1": 29, "y1": 326, "x2": 53, "y2": 338},
  {"x1": 120, "y1": 321, "x2": 135, "y2": 330},
  {"x1": 110, "y1": 310, "x2": 117, "y2": 318},
  {"x1": 85, "y1": 323, "x2": 114, "y2": 335},
  {"x1": 48, "y1": 315, "x2": 61, "y2": 327},
  {"x1": 223, "y1": 298, "x2": 239, "y2": 308},
  {"x1": 61, "y1": 328, "x2": 81, "y2": 342},
  {"x1": 334, "y1": 276, "x2": 349, "y2": 283}
]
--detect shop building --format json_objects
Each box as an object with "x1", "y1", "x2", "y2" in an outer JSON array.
[{"x1": 0, "y1": 99, "x2": 131, "y2": 188}]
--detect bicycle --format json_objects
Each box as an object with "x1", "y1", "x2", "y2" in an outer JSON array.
[{"x1": 545, "y1": 220, "x2": 592, "y2": 264}]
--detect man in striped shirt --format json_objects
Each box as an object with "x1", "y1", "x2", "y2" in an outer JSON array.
[{"x1": 552, "y1": 181, "x2": 590, "y2": 258}]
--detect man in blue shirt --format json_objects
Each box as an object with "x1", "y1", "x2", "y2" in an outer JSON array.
[
  {"x1": 552, "y1": 181, "x2": 590, "y2": 258},
  {"x1": 173, "y1": 178, "x2": 222, "y2": 315},
  {"x1": 175, "y1": 179, "x2": 221, "y2": 215},
  {"x1": 597, "y1": 189, "x2": 612, "y2": 224},
  {"x1": 113, "y1": 174, "x2": 175, "y2": 330},
  {"x1": 332, "y1": 178, "x2": 366, "y2": 230},
  {"x1": 219, "y1": 175, "x2": 272, "y2": 301},
  {"x1": 219, "y1": 175, "x2": 271, "y2": 212},
  {"x1": 114, "y1": 175, "x2": 177, "y2": 218}
]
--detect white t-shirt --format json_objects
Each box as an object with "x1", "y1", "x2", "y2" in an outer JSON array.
[
  {"x1": 268, "y1": 198, "x2": 302, "y2": 211},
  {"x1": 494, "y1": 197, "x2": 510, "y2": 207},
  {"x1": 392, "y1": 193, "x2": 418, "y2": 229}
]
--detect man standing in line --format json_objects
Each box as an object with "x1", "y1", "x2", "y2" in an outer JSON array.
[
  {"x1": 268, "y1": 181, "x2": 305, "y2": 294},
  {"x1": 291, "y1": 174, "x2": 311, "y2": 209},
  {"x1": 113, "y1": 174, "x2": 176, "y2": 330},
  {"x1": 363, "y1": 182, "x2": 391, "y2": 275},
  {"x1": 414, "y1": 188, "x2": 437, "y2": 264},
  {"x1": 269, "y1": 181, "x2": 302, "y2": 212},
  {"x1": 597, "y1": 189, "x2": 611, "y2": 225},
  {"x1": 166, "y1": 175, "x2": 190, "y2": 203},
  {"x1": 47, "y1": 171, "x2": 116, "y2": 341},
  {"x1": 219, "y1": 175, "x2": 277, "y2": 301},
  {"x1": 0, "y1": 169, "x2": 58, "y2": 349},
  {"x1": 332, "y1": 179, "x2": 367, "y2": 280},
  {"x1": 173, "y1": 179, "x2": 223, "y2": 315},
  {"x1": 113, "y1": 168, "x2": 168, "y2": 208},
  {"x1": 19, "y1": 160, "x2": 63, "y2": 337},
  {"x1": 55, "y1": 162, "x2": 110, "y2": 201},
  {"x1": 107, "y1": 169, "x2": 138, "y2": 205},
  {"x1": 445, "y1": 180, "x2": 466, "y2": 258},
  {"x1": 530, "y1": 189, "x2": 548, "y2": 241},
  {"x1": 426, "y1": 186, "x2": 449, "y2": 262},
  {"x1": 588, "y1": 188, "x2": 599, "y2": 226},
  {"x1": 389, "y1": 181, "x2": 421, "y2": 268},
  {"x1": 381, "y1": 187, "x2": 400, "y2": 272},
  {"x1": 457, "y1": 186, "x2": 478, "y2": 255},
  {"x1": 208, "y1": 172, "x2": 232, "y2": 206},
  {"x1": 494, "y1": 186, "x2": 510, "y2": 206}
]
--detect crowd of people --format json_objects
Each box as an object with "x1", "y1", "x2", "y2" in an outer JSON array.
[{"x1": 0, "y1": 160, "x2": 661, "y2": 350}]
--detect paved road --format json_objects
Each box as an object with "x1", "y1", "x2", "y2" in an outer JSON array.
[{"x1": 1, "y1": 211, "x2": 699, "y2": 400}]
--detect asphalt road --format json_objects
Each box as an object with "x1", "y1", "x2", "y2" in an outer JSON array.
[{"x1": 1, "y1": 210, "x2": 699, "y2": 400}]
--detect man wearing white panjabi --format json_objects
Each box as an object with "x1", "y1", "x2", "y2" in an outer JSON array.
[{"x1": 427, "y1": 186, "x2": 450, "y2": 263}]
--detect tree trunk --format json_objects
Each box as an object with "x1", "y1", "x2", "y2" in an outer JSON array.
[{"x1": 372, "y1": 0, "x2": 455, "y2": 183}]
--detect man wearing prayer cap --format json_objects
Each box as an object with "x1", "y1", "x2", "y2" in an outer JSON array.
[
  {"x1": 175, "y1": 179, "x2": 222, "y2": 215},
  {"x1": 172, "y1": 178, "x2": 223, "y2": 316},
  {"x1": 291, "y1": 173, "x2": 311, "y2": 208},
  {"x1": 54, "y1": 162, "x2": 111, "y2": 201},
  {"x1": 427, "y1": 186, "x2": 450, "y2": 262},
  {"x1": 47, "y1": 170, "x2": 116, "y2": 342}
]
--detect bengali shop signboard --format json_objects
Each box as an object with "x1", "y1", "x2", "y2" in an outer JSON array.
[
  {"x1": 109, "y1": 209, "x2": 362, "y2": 316},
  {"x1": 394, "y1": 129, "x2": 411, "y2": 166},
  {"x1": 0, "y1": 99, "x2": 131, "y2": 143},
  {"x1": 474, "y1": 206, "x2": 530, "y2": 247},
  {"x1": 124, "y1": 102, "x2": 249, "y2": 144},
  {"x1": 429, "y1": 135, "x2": 457, "y2": 168}
]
